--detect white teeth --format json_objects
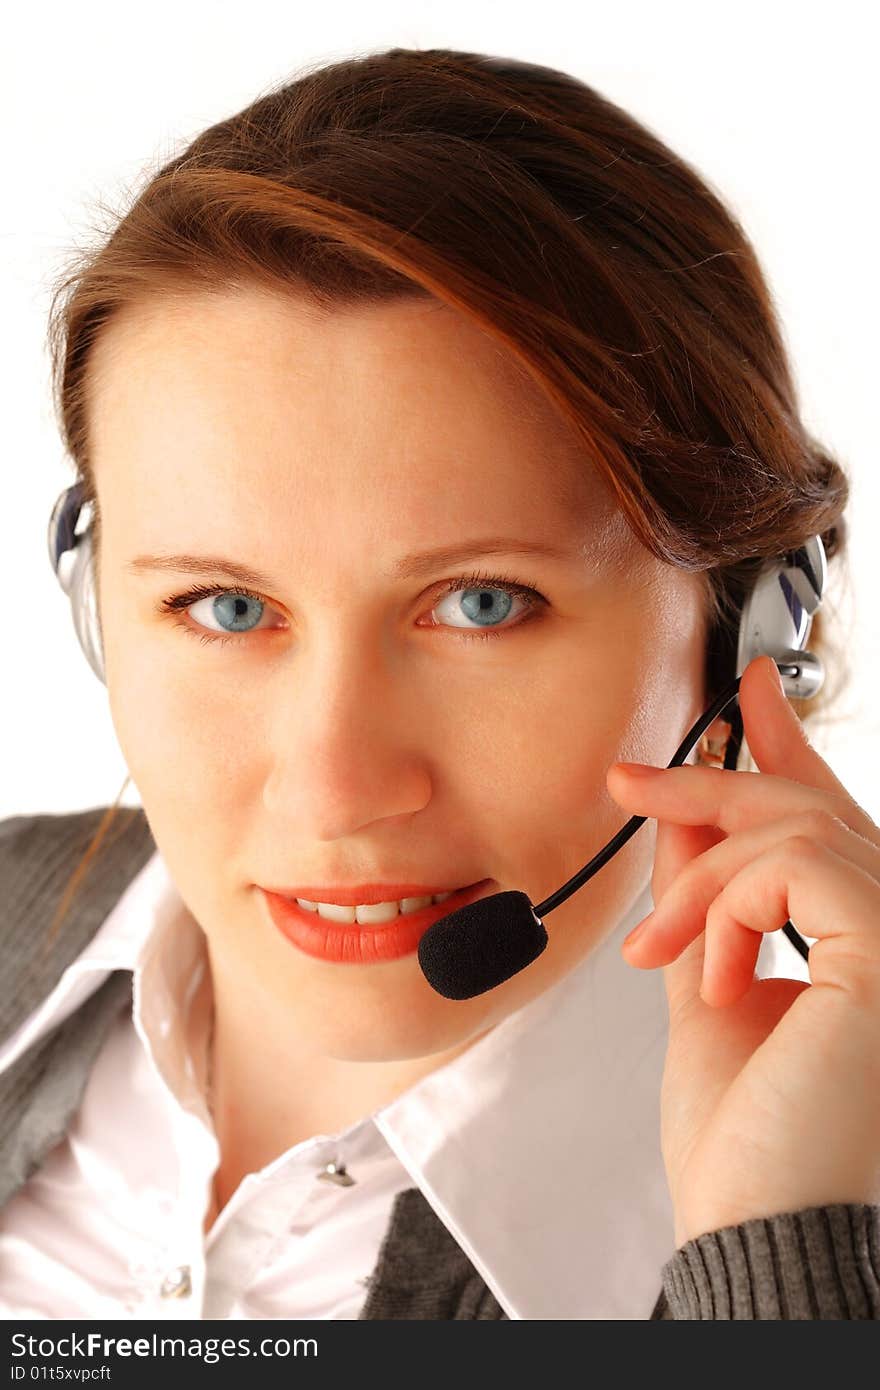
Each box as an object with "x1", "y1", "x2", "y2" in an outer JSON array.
[
  {"x1": 399, "y1": 895, "x2": 437, "y2": 915},
  {"x1": 294, "y1": 889, "x2": 457, "y2": 924}
]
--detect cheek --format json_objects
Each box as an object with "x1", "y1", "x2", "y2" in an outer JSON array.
[
  {"x1": 492, "y1": 640, "x2": 640, "y2": 831},
  {"x1": 105, "y1": 629, "x2": 264, "y2": 804}
]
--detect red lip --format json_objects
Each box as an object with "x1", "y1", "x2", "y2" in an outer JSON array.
[{"x1": 260, "y1": 880, "x2": 495, "y2": 964}]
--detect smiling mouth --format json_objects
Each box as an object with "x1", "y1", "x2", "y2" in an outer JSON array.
[
  {"x1": 274, "y1": 883, "x2": 480, "y2": 922},
  {"x1": 260, "y1": 879, "x2": 497, "y2": 963}
]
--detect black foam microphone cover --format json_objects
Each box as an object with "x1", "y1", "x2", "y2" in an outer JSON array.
[{"x1": 417, "y1": 889, "x2": 548, "y2": 999}]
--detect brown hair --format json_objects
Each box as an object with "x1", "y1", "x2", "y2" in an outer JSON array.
[{"x1": 43, "y1": 46, "x2": 851, "y2": 946}]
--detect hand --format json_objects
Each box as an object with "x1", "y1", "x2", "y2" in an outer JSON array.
[{"x1": 605, "y1": 654, "x2": 880, "y2": 1250}]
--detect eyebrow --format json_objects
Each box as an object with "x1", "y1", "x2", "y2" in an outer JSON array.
[{"x1": 126, "y1": 538, "x2": 578, "y2": 588}]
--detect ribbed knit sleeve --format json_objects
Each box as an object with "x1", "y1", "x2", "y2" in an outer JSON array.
[{"x1": 660, "y1": 1204, "x2": 880, "y2": 1318}]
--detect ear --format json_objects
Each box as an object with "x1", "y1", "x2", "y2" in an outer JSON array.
[{"x1": 692, "y1": 715, "x2": 733, "y2": 768}]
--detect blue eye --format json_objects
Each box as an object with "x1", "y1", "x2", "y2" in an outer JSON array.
[
  {"x1": 431, "y1": 576, "x2": 538, "y2": 635},
  {"x1": 158, "y1": 584, "x2": 272, "y2": 648},
  {"x1": 191, "y1": 590, "x2": 267, "y2": 635},
  {"x1": 158, "y1": 569, "x2": 547, "y2": 649}
]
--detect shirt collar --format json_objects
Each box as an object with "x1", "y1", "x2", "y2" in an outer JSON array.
[{"x1": 1, "y1": 845, "x2": 672, "y2": 1320}]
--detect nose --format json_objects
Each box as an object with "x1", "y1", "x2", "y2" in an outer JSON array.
[{"x1": 261, "y1": 633, "x2": 434, "y2": 840}]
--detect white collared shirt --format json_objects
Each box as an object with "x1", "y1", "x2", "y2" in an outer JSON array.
[{"x1": 0, "y1": 846, "x2": 805, "y2": 1321}]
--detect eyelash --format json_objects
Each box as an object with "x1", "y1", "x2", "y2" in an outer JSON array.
[{"x1": 157, "y1": 569, "x2": 548, "y2": 650}]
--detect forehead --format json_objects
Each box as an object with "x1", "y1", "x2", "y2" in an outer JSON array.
[
  {"x1": 89, "y1": 283, "x2": 559, "y2": 419},
  {"x1": 85, "y1": 285, "x2": 643, "y2": 592},
  {"x1": 88, "y1": 285, "x2": 562, "y2": 429}
]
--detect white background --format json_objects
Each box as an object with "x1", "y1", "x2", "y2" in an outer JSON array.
[{"x1": 3, "y1": 0, "x2": 878, "y2": 820}]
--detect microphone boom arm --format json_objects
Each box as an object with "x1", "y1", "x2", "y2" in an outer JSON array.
[{"x1": 532, "y1": 667, "x2": 811, "y2": 964}]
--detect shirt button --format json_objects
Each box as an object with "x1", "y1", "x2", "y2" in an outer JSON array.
[
  {"x1": 159, "y1": 1265, "x2": 193, "y2": 1299},
  {"x1": 317, "y1": 1159, "x2": 356, "y2": 1186}
]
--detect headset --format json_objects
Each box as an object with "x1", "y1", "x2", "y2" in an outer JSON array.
[{"x1": 48, "y1": 478, "x2": 827, "y2": 995}]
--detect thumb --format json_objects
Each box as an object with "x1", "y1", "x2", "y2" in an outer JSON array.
[{"x1": 741, "y1": 654, "x2": 852, "y2": 797}]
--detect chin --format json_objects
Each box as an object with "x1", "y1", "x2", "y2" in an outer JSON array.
[{"x1": 306, "y1": 991, "x2": 490, "y2": 1064}]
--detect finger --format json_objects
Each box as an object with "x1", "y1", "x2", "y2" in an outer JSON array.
[
  {"x1": 663, "y1": 932, "x2": 709, "y2": 1032},
  {"x1": 606, "y1": 655, "x2": 880, "y2": 848},
  {"x1": 701, "y1": 913, "x2": 770, "y2": 1008},
  {"x1": 651, "y1": 815, "x2": 726, "y2": 909},
  {"x1": 648, "y1": 817, "x2": 724, "y2": 1018},
  {"x1": 740, "y1": 654, "x2": 855, "y2": 799},
  {"x1": 699, "y1": 839, "x2": 880, "y2": 1009},
  {"x1": 606, "y1": 760, "x2": 880, "y2": 852},
  {"x1": 625, "y1": 807, "x2": 880, "y2": 970}
]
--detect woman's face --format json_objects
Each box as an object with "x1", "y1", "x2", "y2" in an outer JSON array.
[{"x1": 89, "y1": 285, "x2": 710, "y2": 1064}]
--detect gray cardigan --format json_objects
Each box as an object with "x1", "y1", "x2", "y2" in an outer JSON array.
[{"x1": 1, "y1": 808, "x2": 878, "y2": 1319}]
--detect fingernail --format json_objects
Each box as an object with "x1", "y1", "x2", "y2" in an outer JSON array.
[
  {"x1": 613, "y1": 761, "x2": 662, "y2": 777},
  {"x1": 624, "y1": 914, "x2": 652, "y2": 946}
]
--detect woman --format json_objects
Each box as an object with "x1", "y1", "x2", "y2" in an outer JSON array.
[{"x1": 1, "y1": 47, "x2": 877, "y2": 1319}]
